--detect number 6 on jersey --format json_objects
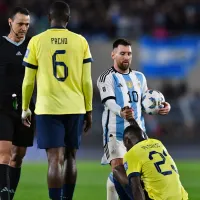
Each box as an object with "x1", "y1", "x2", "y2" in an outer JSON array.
[{"x1": 52, "y1": 50, "x2": 68, "y2": 82}]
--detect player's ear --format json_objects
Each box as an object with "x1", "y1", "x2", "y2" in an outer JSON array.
[
  {"x1": 48, "y1": 14, "x2": 51, "y2": 24},
  {"x1": 111, "y1": 50, "x2": 115, "y2": 60},
  {"x1": 66, "y1": 15, "x2": 70, "y2": 23},
  {"x1": 8, "y1": 18, "x2": 12, "y2": 26}
]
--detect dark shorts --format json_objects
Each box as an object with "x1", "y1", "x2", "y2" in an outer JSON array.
[
  {"x1": 36, "y1": 114, "x2": 85, "y2": 149},
  {"x1": 0, "y1": 110, "x2": 35, "y2": 147}
]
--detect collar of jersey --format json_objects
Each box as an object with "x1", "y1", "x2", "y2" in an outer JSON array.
[
  {"x1": 112, "y1": 66, "x2": 132, "y2": 75},
  {"x1": 49, "y1": 26, "x2": 66, "y2": 29},
  {"x1": 3, "y1": 36, "x2": 25, "y2": 46},
  {"x1": 130, "y1": 139, "x2": 146, "y2": 151}
]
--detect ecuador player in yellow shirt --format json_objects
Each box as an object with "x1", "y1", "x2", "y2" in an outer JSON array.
[
  {"x1": 123, "y1": 121, "x2": 188, "y2": 200},
  {"x1": 21, "y1": 1, "x2": 93, "y2": 200}
]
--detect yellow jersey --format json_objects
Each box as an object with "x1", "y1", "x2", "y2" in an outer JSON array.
[
  {"x1": 22, "y1": 28, "x2": 93, "y2": 114},
  {"x1": 123, "y1": 139, "x2": 188, "y2": 200}
]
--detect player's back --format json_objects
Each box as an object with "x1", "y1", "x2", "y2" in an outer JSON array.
[
  {"x1": 124, "y1": 139, "x2": 188, "y2": 200},
  {"x1": 24, "y1": 28, "x2": 92, "y2": 114}
]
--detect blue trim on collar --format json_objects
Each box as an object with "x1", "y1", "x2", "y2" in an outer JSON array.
[{"x1": 3, "y1": 36, "x2": 25, "y2": 46}]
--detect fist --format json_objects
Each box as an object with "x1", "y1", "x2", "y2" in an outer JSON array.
[{"x1": 120, "y1": 106, "x2": 134, "y2": 121}]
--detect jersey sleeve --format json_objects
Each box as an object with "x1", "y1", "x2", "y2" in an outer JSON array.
[
  {"x1": 97, "y1": 74, "x2": 115, "y2": 104},
  {"x1": 22, "y1": 37, "x2": 38, "y2": 69},
  {"x1": 82, "y1": 37, "x2": 93, "y2": 64},
  {"x1": 123, "y1": 150, "x2": 142, "y2": 181},
  {"x1": 22, "y1": 68, "x2": 36, "y2": 110},
  {"x1": 82, "y1": 62, "x2": 93, "y2": 111},
  {"x1": 141, "y1": 73, "x2": 148, "y2": 94}
]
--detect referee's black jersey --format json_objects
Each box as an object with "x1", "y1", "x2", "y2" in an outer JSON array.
[{"x1": 0, "y1": 36, "x2": 31, "y2": 110}]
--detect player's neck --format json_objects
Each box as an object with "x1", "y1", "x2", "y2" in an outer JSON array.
[
  {"x1": 113, "y1": 65, "x2": 129, "y2": 74},
  {"x1": 8, "y1": 32, "x2": 24, "y2": 43},
  {"x1": 50, "y1": 21, "x2": 67, "y2": 29}
]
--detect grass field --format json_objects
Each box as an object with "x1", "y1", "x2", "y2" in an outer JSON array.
[{"x1": 14, "y1": 160, "x2": 200, "y2": 200}]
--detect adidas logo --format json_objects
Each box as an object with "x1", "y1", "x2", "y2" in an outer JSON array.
[
  {"x1": 117, "y1": 83, "x2": 123, "y2": 87},
  {"x1": 16, "y1": 51, "x2": 22, "y2": 56},
  {"x1": 0, "y1": 187, "x2": 15, "y2": 194}
]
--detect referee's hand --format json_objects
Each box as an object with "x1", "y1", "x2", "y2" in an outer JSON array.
[
  {"x1": 21, "y1": 109, "x2": 32, "y2": 127},
  {"x1": 84, "y1": 111, "x2": 92, "y2": 133}
]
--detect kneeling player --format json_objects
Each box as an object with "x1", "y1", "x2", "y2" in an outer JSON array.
[{"x1": 123, "y1": 121, "x2": 188, "y2": 200}]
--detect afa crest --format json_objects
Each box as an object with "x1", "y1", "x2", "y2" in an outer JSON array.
[{"x1": 126, "y1": 81, "x2": 133, "y2": 88}]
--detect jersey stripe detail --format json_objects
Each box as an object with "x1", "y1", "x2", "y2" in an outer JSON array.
[
  {"x1": 99, "y1": 68, "x2": 111, "y2": 82},
  {"x1": 104, "y1": 110, "x2": 110, "y2": 145},
  {"x1": 104, "y1": 143, "x2": 110, "y2": 160},
  {"x1": 22, "y1": 61, "x2": 38, "y2": 69},
  {"x1": 83, "y1": 57, "x2": 93, "y2": 64},
  {"x1": 123, "y1": 74, "x2": 138, "y2": 120},
  {"x1": 113, "y1": 74, "x2": 124, "y2": 140},
  {"x1": 140, "y1": 115, "x2": 146, "y2": 133},
  {"x1": 135, "y1": 72, "x2": 144, "y2": 94},
  {"x1": 102, "y1": 96, "x2": 116, "y2": 104},
  {"x1": 99, "y1": 68, "x2": 114, "y2": 82}
]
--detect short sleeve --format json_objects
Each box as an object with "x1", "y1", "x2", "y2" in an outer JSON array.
[
  {"x1": 142, "y1": 74, "x2": 148, "y2": 94},
  {"x1": 82, "y1": 37, "x2": 93, "y2": 64},
  {"x1": 123, "y1": 150, "x2": 142, "y2": 180},
  {"x1": 23, "y1": 37, "x2": 38, "y2": 69},
  {"x1": 97, "y1": 74, "x2": 116, "y2": 104}
]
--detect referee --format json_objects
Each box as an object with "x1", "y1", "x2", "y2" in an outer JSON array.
[{"x1": 0, "y1": 7, "x2": 34, "y2": 200}]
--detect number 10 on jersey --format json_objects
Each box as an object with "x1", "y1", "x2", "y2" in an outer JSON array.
[{"x1": 52, "y1": 50, "x2": 68, "y2": 82}]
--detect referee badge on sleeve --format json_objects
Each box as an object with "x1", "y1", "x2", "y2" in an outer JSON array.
[{"x1": 124, "y1": 162, "x2": 128, "y2": 171}]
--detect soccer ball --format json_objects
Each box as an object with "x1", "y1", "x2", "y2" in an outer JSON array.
[{"x1": 142, "y1": 89, "x2": 165, "y2": 115}]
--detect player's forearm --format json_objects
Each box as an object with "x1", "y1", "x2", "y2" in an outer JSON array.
[
  {"x1": 22, "y1": 68, "x2": 36, "y2": 110},
  {"x1": 105, "y1": 99, "x2": 121, "y2": 116},
  {"x1": 82, "y1": 63, "x2": 93, "y2": 111},
  {"x1": 131, "y1": 182, "x2": 146, "y2": 200},
  {"x1": 129, "y1": 177, "x2": 146, "y2": 200},
  {"x1": 132, "y1": 187, "x2": 146, "y2": 200}
]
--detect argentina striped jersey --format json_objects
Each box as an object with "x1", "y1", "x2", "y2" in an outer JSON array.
[{"x1": 97, "y1": 67, "x2": 148, "y2": 145}]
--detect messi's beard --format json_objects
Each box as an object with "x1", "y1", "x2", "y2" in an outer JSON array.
[{"x1": 118, "y1": 62, "x2": 130, "y2": 72}]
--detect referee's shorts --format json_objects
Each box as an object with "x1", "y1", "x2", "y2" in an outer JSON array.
[{"x1": 0, "y1": 110, "x2": 35, "y2": 147}]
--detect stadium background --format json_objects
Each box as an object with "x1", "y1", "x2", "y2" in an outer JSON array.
[{"x1": 0, "y1": 0, "x2": 199, "y2": 199}]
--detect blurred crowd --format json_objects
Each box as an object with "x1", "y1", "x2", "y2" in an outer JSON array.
[
  {"x1": 1, "y1": 0, "x2": 200, "y2": 40},
  {"x1": 144, "y1": 81, "x2": 200, "y2": 142},
  {"x1": 1, "y1": 0, "x2": 199, "y2": 143}
]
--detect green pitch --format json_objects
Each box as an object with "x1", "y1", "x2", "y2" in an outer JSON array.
[{"x1": 15, "y1": 160, "x2": 199, "y2": 200}]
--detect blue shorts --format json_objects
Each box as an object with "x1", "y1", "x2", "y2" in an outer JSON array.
[{"x1": 36, "y1": 114, "x2": 84, "y2": 149}]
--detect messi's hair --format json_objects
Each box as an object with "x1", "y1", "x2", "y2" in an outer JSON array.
[
  {"x1": 9, "y1": 7, "x2": 29, "y2": 19},
  {"x1": 49, "y1": 1, "x2": 70, "y2": 23},
  {"x1": 113, "y1": 38, "x2": 131, "y2": 49}
]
